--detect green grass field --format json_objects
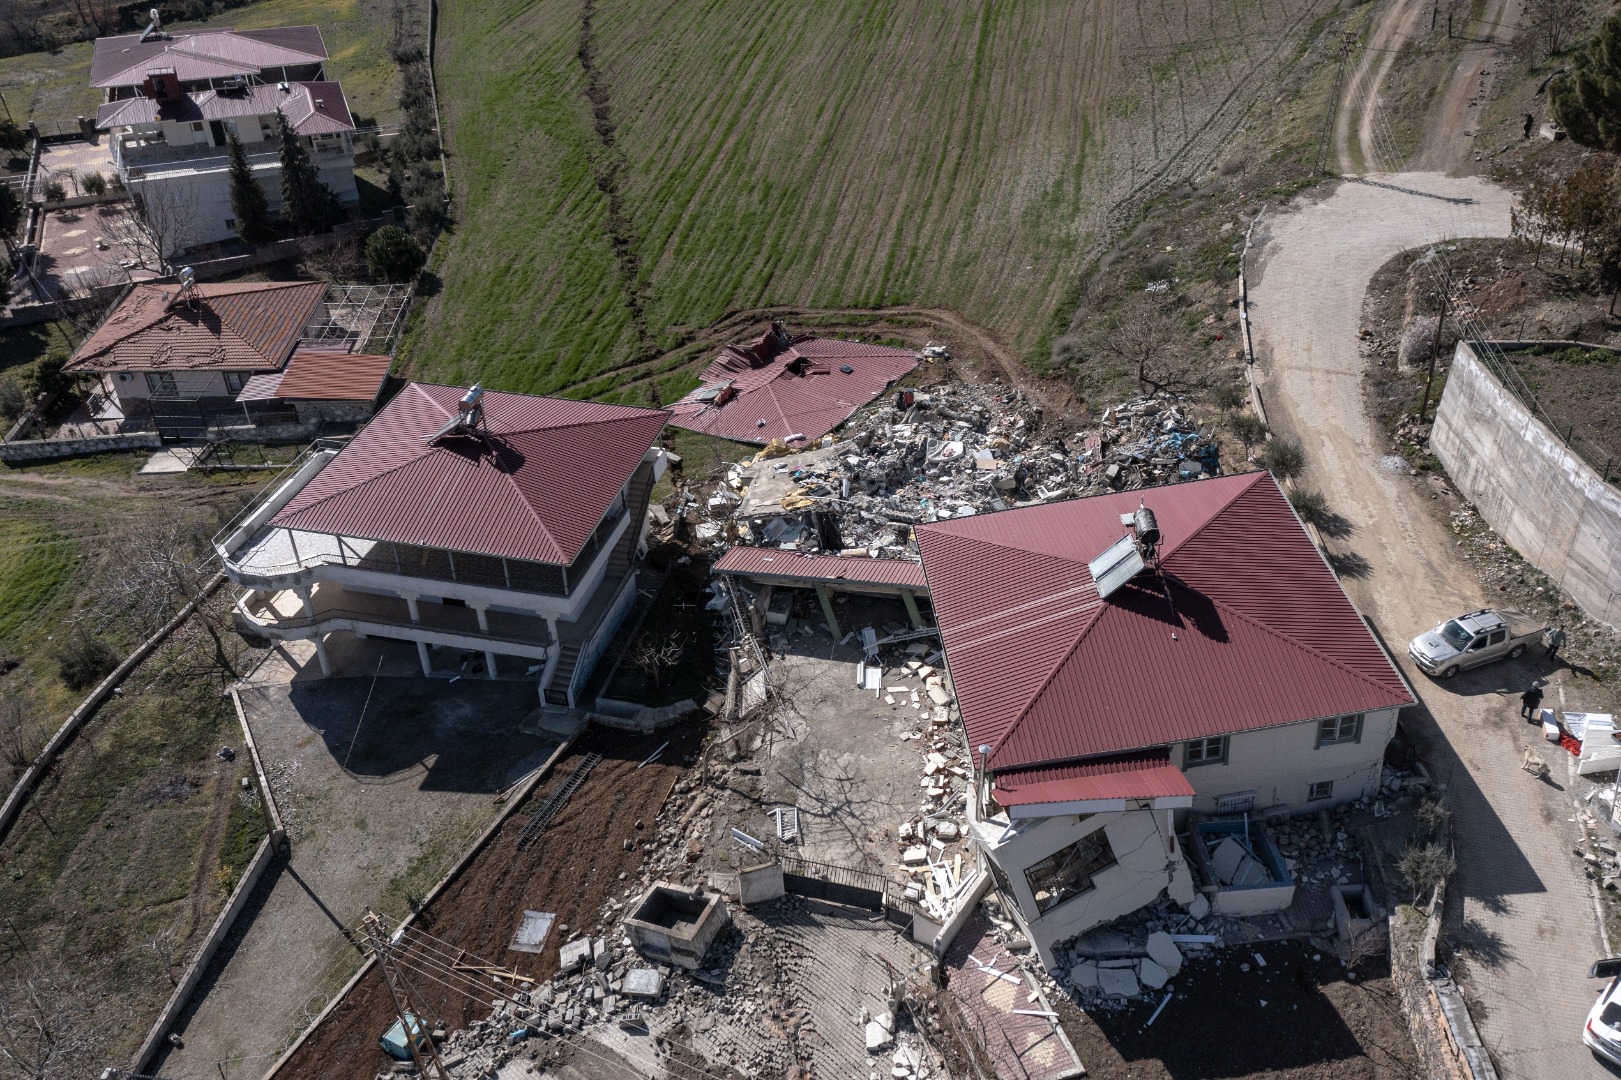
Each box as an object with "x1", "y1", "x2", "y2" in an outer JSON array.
[
  {"x1": 0, "y1": 0, "x2": 400, "y2": 129},
  {"x1": 404, "y1": 0, "x2": 1337, "y2": 401}
]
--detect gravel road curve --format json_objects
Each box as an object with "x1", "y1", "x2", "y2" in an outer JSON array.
[{"x1": 1249, "y1": 171, "x2": 1613, "y2": 1080}]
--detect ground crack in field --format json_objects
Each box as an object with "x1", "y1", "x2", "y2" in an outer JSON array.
[{"x1": 577, "y1": 0, "x2": 656, "y2": 375}]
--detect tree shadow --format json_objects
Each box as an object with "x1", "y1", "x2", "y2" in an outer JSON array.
[
  {"x1": 1453, "y1": 915, "x2": 1515, "y2": 971},
  {"x1": 1313, "y1": 508, "x2": 1355, "y2": 539},
  {"x1": 1326, "y1": 548, "x2": 1373, "y2": 578}
]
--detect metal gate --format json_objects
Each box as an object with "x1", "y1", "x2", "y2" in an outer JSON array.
[
  {"x1": 780, "y1": 855, "x2": 885, "y2": 911},
  {"x1": 149, "y1": 398, "x2": 208, "y2": 441}
]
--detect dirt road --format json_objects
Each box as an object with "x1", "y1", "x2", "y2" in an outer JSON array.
[{"x1": 1249, "y1": 171, "x2": 1610, "y2": 1080}]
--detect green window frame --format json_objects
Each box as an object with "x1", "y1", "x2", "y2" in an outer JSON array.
[
  {"x1": 1185, "y1": 735, "x2": 1228, "y2": 767},
  {"x1": 1315, "y1": 713, "x2": 1363, "y2": 747}
]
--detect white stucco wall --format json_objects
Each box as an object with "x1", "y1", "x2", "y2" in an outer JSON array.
[
  {"x1": 971, "y1": 806, "x2": 1193, "y2": 967},
  {"x1": 1172, "y1": 706, "x2": 1399, "y2": 814}
]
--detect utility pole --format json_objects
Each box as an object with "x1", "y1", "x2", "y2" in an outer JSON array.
[
  {"x1": 1320, "y1": 32, "x2": 1358, "y2": 175},
  {"x1": 361, "y1": 911, "x2": 451, "y2": 1080},
  {"x1": 1420, "y1": 264, "x2": 1451, "y2": 423}
]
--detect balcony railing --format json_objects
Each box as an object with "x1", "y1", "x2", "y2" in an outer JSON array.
[{"x1": 238, "y1": 591, "x2": 555, "y2": 651}]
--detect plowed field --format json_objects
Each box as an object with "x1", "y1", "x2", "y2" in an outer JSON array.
[{"x1": 406, "y1": 0, "x2": 1339, "y2": 397}]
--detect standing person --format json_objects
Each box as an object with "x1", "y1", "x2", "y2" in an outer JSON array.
[
  {"x1": 1547, "y1": 625, "x2": 1567, "y2": 663},
  {"x1": 1521, "y1": 684, "x2": 1544, "y2": 720}
]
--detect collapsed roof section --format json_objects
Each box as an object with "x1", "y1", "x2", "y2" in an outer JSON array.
[
  {"x1": 917, "y1": 472, "x2": 1412, "y2": 774},
  {"x1": 667, "y1": 322, "x2": 918, "y2": 446}
]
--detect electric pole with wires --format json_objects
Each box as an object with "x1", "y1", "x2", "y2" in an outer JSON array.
[{"x1": 361, "y1": 911, "x2": 451, "y2": 1080}]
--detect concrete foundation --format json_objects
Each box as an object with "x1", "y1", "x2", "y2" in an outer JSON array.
[{"x1": 623, "y1": 882, "x2": 731, "y2": 970}]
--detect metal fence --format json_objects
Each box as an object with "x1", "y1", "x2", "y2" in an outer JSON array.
[
  {"x1": 1468, "y1": 340, "x2": 1618, "y2": 485},
  {"x1": 778, "y1": 854, "x2": 926, "y2": 927}
]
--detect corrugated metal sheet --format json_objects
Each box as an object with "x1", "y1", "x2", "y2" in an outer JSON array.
[
  {"x1": 667, "y1": 334, "x2": 916, "y2": 446},
  {"x1": 992, "y1": 749, "x2": 1195, "y2": 806},
  {"x1": 91, "y1": 25, "x2": 328, "y2": 88},
  {"x1": 235, "y1": 371, "x2": 283, "y2": 402},
  {"x1": 67, "y1": 280, "x2": 327, "y2": 374},
  {"x1": 275, "y1": 349, "x2": 391, "y2": 401},
  {"x1": 97, "y1": 80, "x2": 354, "y2": 136},
  {"x1": 270, "y1": 383, "x2": 668, "y2": 565},
  {"x1": 714, "y1": 547, "x2": 926, "y2": 589},
  {"x1": 917, "y1": 472, "x2": 1412, "y2": 771}
]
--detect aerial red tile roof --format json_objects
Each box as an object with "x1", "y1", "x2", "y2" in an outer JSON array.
[
  {"x1": 91, "y1": 26, "x2": 328, "y2": 88},
  {"x1": 713, "y1": 547, "x2": 927, "y2": 590},
  {"x1": 991, "y1": 749, "x2": 1195, "y2": 807},
  {"x1": 271, "y1": 384, "x2": 669, "y2": 565},
  {"x1": 667, "y1": 323, "x2": 917, "y2": 446},
  {"x1": 66, "y1": 280, "x2": 328, "y2": 374},
  {"x1": 235, "y1": 348, "x2": 391, "y2": 402},
  {"x1": 97, "y1": 80, "x2": 355, "y2": 136},
  {"x1": 917, "y1": 472, "x2": 1412, "y2": 773}
]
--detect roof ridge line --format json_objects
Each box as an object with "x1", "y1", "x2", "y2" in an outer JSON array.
[
  {"x1": 1190, "y1": 578, "x2": 1408, "y2": 700},
  {"x1": 1154, "y1": 470, "x2": 1268, "y2": 561},
  {"x1": 273, "y1": 447, "x2": 436, "y2": 525},
  {"x1": 987, "y1": 589, "x2": 1114, "y2": 762}
]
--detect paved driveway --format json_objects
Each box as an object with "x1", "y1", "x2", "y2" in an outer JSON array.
[{"x1": 1248, "y1": 171, "x2": 1610, "y2": 1080}]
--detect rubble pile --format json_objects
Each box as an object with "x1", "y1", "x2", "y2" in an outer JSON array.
[{"x1": 700, "y1": 385, "x2": 1220, "y2": 556}]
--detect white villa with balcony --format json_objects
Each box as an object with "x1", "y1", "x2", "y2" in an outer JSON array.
[
  {"x1": 216, "y1": 383, "x2": 671, "y2": 705},
  {"x1": 91, "y1": 24, "x2": 358, "y2": 249}
]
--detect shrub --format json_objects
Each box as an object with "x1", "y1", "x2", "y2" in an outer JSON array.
[
  {"x1": 1210, "y1": 382, "x2": 1245, "y2": 410},
  {"x1": 41, "y1": 179, "x2": 66, "y2": 203},
  {"x1": 365, "y1": 225, "x2": 426, "y2": 283},
  {"x1": 25, "y1": 354, "x2": 72, "y2": 400},
  {"x1": 80, "y1": 172, "x2": 106, "y2": 196},
  {"x1": 1397, "y1": 842, "x2": 1455, "y2": 905},
  {"x1": 1227, "y1": 411, "x2": 1268, "y2": 451},
  {"x1": 54, "y1": 631, "x2": 120, "y2": 691},
  {"x1": 0, "y1": 375, "x2": 26, "y2": 422},
  {"x1": 1049, "y1": 334, "x2": 1083, "y2": 369},
  {"x1": 1287, "y1": 488, "x2": 1329, "y2": 523},
  {"x1": 1261, "y1": 438, "x2": 1306, "y2": 481}
]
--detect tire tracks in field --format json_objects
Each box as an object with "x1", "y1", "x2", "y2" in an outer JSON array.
[{"x1": 576, "y1": 0, "x2": 656, "y2": 372}]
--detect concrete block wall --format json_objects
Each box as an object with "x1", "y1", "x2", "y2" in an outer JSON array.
[{"x1": 1431, "y1": 343, "x2": 1621, "y2": 629}]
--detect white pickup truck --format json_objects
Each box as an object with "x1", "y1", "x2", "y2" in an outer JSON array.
[{"x1": 1408, "y1": 607, "x2": 1546, "y2": 679}]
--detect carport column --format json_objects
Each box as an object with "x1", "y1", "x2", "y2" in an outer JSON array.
[
  {"x1": 474, "y1": 605, "x2": 490, "y2": 633},
  {"x1": 416, "y1": 639, "x2": 432, "y2": 676},
  {"x1": 403, "y1": 594, "x2": 420, "y2": 622},
  {"x1": 484, "y1": 650, "x2": 498, "y2": 680},
  {"x1": 901, "y1": 590, "x2": 925, "y2": 629},
  {"x1": 295, "y1": 584, "x2": 314, "y2": 619},
  {"x1": 813, "y1": 583, "x2": 841, "y2": 638},
  {"x1": 314, "y1": 633, "x2": 331, "y2": 677}
]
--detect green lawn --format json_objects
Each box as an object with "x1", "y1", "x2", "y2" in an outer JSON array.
[
  {"x1": 0, "y1": 0, "x2": 400, "y2": 128},
  {"x1": 0, "y1": 514, "x2": 75, "y2": 645}
]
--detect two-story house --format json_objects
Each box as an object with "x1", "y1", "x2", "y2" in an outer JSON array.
[
  {"x1": 216, "y1": 383, "x2": 671, "y2": 706},
  {"x1": 92, "y1": 23, "x2": 358, "y2": 249},
  {"x1": 915, "y1": 471, "x2": 1413, "y2": 968}
]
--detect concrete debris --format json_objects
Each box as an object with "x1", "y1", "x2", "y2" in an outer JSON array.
[
  {"x1": 1145, "y1": 931, "x2": 1183, "y2": 977},
  {"x1": 1097, "y1": 964, "x2": 1141, "y2": 997}
]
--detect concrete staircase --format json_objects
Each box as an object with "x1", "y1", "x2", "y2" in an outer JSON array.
[{"x1": 542, "y1": 462, "x2": 655, "y2": 707}]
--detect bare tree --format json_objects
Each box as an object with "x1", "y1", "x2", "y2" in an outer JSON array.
[
  {"x1": 630, "y1": 632, "x2": 686, "y2": 694},
  {"x1": 1091, "y1": 293, "x2": 1210, "y2": 395},
  {"x1": 1522, "y1": 0, "x2": 1587, "y2": 57},
  {"x1": 145, "y1": 918, "x2": 185, "y2": 987},
  {"x1": 95, "y1": 183, "x2": 201, "y2": 277},
  {"x1": 0, "y1": 690, "x2": 39, "y2": 777},
  {"x1": 0, "y1": 954, "x2": 111, "y2": 1080}
]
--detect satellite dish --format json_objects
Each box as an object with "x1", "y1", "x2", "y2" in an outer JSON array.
[{"x1": 1088, "y1": 534, "x2": 1145, "y2": 600}]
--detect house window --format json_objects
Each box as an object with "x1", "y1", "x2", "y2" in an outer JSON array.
[
  {"x1": 145, "y1": 372, "x2": 177, "y2": 396},
  {"x1": 1185, "y1": 736, "x2": 1228, "y2": 767},
  {"x1": 1316, "y1": 714, "x2": 1362, "y2": 747},
  {"x1": 1308, "y1": 780, "x2": 1334, "y2": 801},
  {"x1": 223, "y1": 372, "x2": 248, "y2": 394},
  {"x1": 1024, "y1": 830, "x2": 1117, "y2": 914}
]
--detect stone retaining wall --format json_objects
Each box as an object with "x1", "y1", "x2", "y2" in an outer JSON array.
[{"x1": 0, "y1": 430, "x2": 161, "y2": 462}]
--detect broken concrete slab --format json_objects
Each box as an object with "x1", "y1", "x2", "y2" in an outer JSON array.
[
  {"x1": 622, "y1": 968, "x2": 665, "y2": 998},
  {"x1": 865, "y1": 1019, "x2": 894, "y2": 1052},
  {"x1": 1145, "y1": 931, "x2": 1183, "y2": 977},
  {"x1": 1188, "y1": 893, "x2": 1211, "y2": 920},
  {"x1": 1139, "y1": 958, "x2": 1170, "y2": 989},
  {"x1": 1098, "y1": 965, "x2": 1140, "y2": 997},
  {"x1": 1068, "y1": 961, "x2": 1099, "y2": 989},
  {"x1": 559, "y1": 938, "x2": 592, "y2": 973}
]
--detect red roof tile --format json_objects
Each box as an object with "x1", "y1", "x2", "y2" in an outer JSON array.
[
  {"x1": 273, "y1": 348, "x2": 392, "y2": 400},
  {"x1": 916, "y1": 472, "x2": 1412, "y2": 772},
  {"x1": 667, "y1": 325, "x2": 916, "y2": 446},
  {"x1": 991, "y1": 749, "x2": 1195, "y2": 807},
  {"x1": 91, "y1": 26, "x2": 328, "y2": 88},
  {"x1": 714, "y1": 547, "x2": 926, "y2": 589},
  {"x1": 66, "y1": 280, "x2": 328, "y2": 373},
  {"x1": 271, "y1": 384, "x2": 668, "y2": 565}
]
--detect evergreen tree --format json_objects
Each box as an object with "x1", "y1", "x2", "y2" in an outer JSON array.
[
  {"x1": 275, "y1": 111, "x2": 342, "y2": 235},
  {"x1": 226, "y1": 132, "x2": 274, "y2": 245},
  {"x1": 1551, "y1": 11, "x2": 1621, "y2": 152}
]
